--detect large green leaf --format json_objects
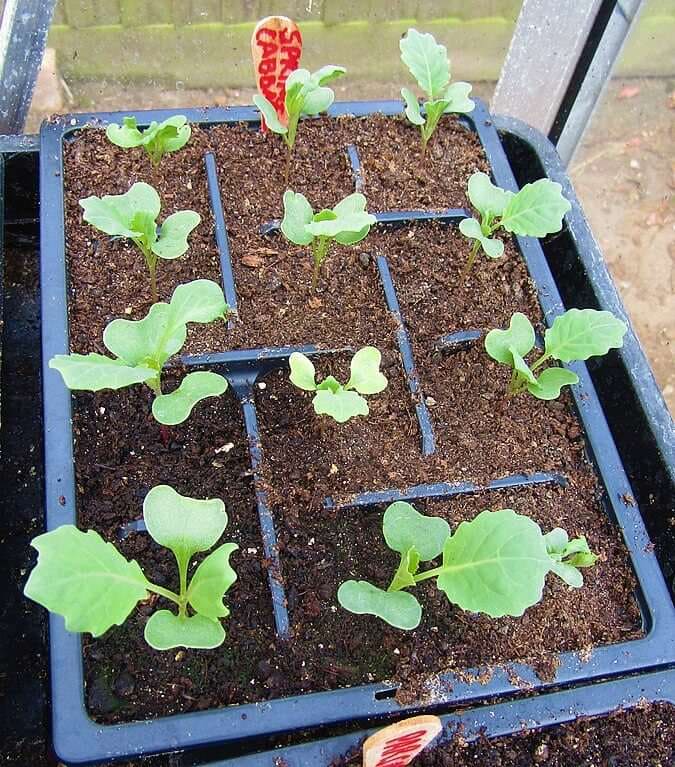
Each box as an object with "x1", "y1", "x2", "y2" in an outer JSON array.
[
  {"x1": 151, "y1": 371, "x2": 228, "y2": 425},
  {"x1": 49, "y1": 353, "x2": 156, "y2": 391},
  {"x1": 401, "y1": 87, "x2": 425, "y2": 126},
  {"x1": 467, "y1": 172, "x2": 513, "y2": 219},
  {"x1": 313, "y1": 388, "x2": 369, "y2": 422},
  {"x1": 144, "y1": 610, "x2": 225, "y2": 650},
  {"x1": 383, "y1": 502, "x2": 450, "y2": 561},
  {"x1": 103, "y1": 303, "x2": 185, "y2": 369},
  {"x1": 437, "y1": 509, "x2": 552, "y2": 617},
  {"x1": 458, "y1": 217, "x2": 504, "y2": 259},
  {"x1": 484, "y1": 312, "x2": 536, "y2": 364},
  {"x1": 399, "y1": 28, "x2": 450, "y2": 99},
  {"x1": 281, "y1": 190, "x2": 314, "y2": 246},
  {"x1": 143, "y1": 484, "x2": 227, "y2": 573},
  {"x1": 346, "y1": 346, "x2": 387, "y2": 395},
  {"x1": 24, "y1": 526, "x2": 149, "y2": 636},
  {"x1": 80, "y1": 182, "x2": 161, "y2": 237},
  {"x1": 152, "y1": 210, "x2": 200, "y2": 260},
  {"x1": 289, "y1": 352, "x2": 317, "y2": 391},
  {"x1": 527, "y1": 367, "x2": 579, "y2": 400},
  {"x1": 544, "y1": 308, "x2": 627, "y2": 362},
  {"x1": 337, "y1": 580, "x2": 422, "y2": 630},
  {"x1": 500, "y1": 178, "x2": 570, "y2": 237},
  {"x1": 187, "y1": 542, "x2": 238, "y2": 619},
  {"x1": 253, "y1": 94, "x2": 287, "y2": 135}
]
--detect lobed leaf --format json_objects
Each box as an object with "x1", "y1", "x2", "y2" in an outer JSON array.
[
  {"x1": 399, "y1": 28, "x2": 450, "y2": 99},
  {"x1": 337, "y1": 580, "x2": 422, "y2": 630},
  {"x1": 526, "y1": 366, "x2": 579, "y2": 400},
  {"x1": 49, "y1": 353, "x2": 156, "y2": 391},
  {"x1": 187, "y1": 542, "x2": 238, "y2": 619},
  {"x1": 24, "y1": 526, "x2": 149, "y2": 636},
  {"x1": 442, "y1": 81, "x2": 475, "y2": 113},
  {"x1": 289, "y1": 352, "x2": 317, "y2": 391},
  {"x1": 313, "y1": 388, "x2": 369, "y2": 422},
  {"x1": 281, "y1": 190, "x2": 314, "y2": 246},
  {"x1": 458, "y1": 217, "x2": 504, "y2": 259},
  {"x1": 144, "y1": 610, "x2": 225, "y2": 650},
  {"x1": 400, "y1": 87, "x2": 425, "y2": 126},
  {"x1": 544, "y1": 308, "x2": 627, "y2": 362},
  {"x1": 484, "y1": 312, "x2": 536, "y2": 364},
  {"x1": 152, "y1": 210, "x2": 201, "y2": 260},
  {"x1": 346, "y1": 346, "x2": 388, "y2": 395},
  {"x1": 500, "y1": 178, "x2": 571, "y2": 237},
  {"x1": 152, "y1": 371, "x2": 228, "y2": 425},
  {"x1": 383, "y1": 502, "x2": 450, "y2": 561}
]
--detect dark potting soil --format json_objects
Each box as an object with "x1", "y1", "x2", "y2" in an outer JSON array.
[{"x1": 332, "y1": 703, "x2": 675, "y2": 767}]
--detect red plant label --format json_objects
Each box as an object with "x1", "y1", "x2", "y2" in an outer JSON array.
[
  {"x1": 362, "y1": 715, "x2": 443, "y2": 767},
  {"x1": 251, "y1": 15, "x2": 302, "y2": 130}
]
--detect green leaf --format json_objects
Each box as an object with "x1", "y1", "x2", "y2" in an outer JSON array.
[
  {"x1": 550, "y1": 561, "x2": 583, "y2": 588},
  {"x1": 313, "y1": 388, "x2": 369, "y2": 423},
  {"x1": 252, "y1": 94, "x2": 287, "y2": 135},
  {"x1": 289, "y1": 352, "x2": 317, "y2": 391},
  {"x1": 104, "y1": 303, "x2": 185, "y2": 368},
  {"x1": 511, "y1": 348, "x2": 538, "y2": 386},
  {"x1": 467, "y1": 172, "x2": 513, "y2": 219},
  {"x1": 458, "y1": 217, "x2": 504, "y2": 259},
  {"x1": 399, "y1": 28, "x2": 450, "y2": 99},
  {"x1": 168, "y1": 279, "x2": 228, "y2": 326},
  {"x1": 152, "y1": 371, "x2": 228, "y2": 425},
  {"x1": 143, "y1": 484, "x2": 227, "y2": 573},
  {"x1": 437, "y1": 509, "x2": 553, "y2": 617},
  {"x1": 49, "y1": 353, "x2": 156, "y2": 391},
  {"x1": 187, "y1": 542, "x2": 238, "y2": 619},
  {"x1": 544, "y1": 308, "x2": 627, "y2": 362},
  {"x1": 544, "y1": 528, "x2": 569, "y2": 557},
  {"x1": 152, "y1": 210, "x2": 200, "y2": 260},
  {"x1": 337, "y1": 580, "x2": 422, "y2": 630},
  {"x1": 500, "y1": 178, "x2": 571, "y2": 237},
  {"x1": 311, "y1": 65, "x2": 346, "y2": 86},
  {"x1": 317, "y1": 375, "x2": 341, "y2": 393},
  {"x1": 383, "y1": 501, "x2": 450, "y2": 561},
  {"x1": 144, "y1": 610, "x2": 225, "y2": 650},
  {"x1": 24, "y1": 526, "x2": 149, "y2": 636},
  {"x1": 151, "y1": 115, "x2": 191, "y2": 154},
  {"x1": 301, "y1": 85, "x2": 334, "y2": 116},
  {"x1": 306, "y1": 212, "x2": 375, "y2": 240},
  {"x1": 527, "y1": 367, "x2": 579, "y2": 400},
  {"x1": 281, "y1": 190, "x2": 314, "y2": 246},
  {"x1": 484, "y1": 312, "x2": 536, "y2": 364},
  {"x1": 80, "y1": 182, "x2": 160, "y2": 238},
  {"x1": 106, "y1": 116, "x2": 144, "y2": 148},
  {"x1": 561, "y1": 536, "x2": 598, "y2": 569},
  {"x1": 442, "y1": 81, "x2": 475, "y2": 113},
  {"x1": 346, "y1": 346, "x2": 388, "y2": 394},
  {"x1": 389, "y1": 547, "x2": 421, "y2": 591},
  {"x1": 401, "y1": 87, "x2": 425, "y2": 126}
]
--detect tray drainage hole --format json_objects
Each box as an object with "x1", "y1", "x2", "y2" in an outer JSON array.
[{"x1": 374, "y1": 687, "x2": 398, "y2": 701}]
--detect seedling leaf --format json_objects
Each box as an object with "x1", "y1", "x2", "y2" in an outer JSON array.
[
  {"x1": 168, "y1": 279, "x2": 228, "y2": 326},
  {"x1": 383, "y1": 502, "x2": 450, "y2": 561},
  {"x1": 458, "y1": 217, "x2": 504, "y2": 259},
  {"x1": 467, "y1": 172, "x2": 513, "y2": 218},
  {"x1": 312, "y1": 65, "x2": 346, "y2": 86},
  {"x1": 337, "y1": 581, "x2": 422, "y2": 630},
  {"x1": 152, "y1": 371, "x2": 228, "y2": 425},
  {"x1": 346, "y1": 346, "x2": 388, "y2": 394},
  {"x1": 484, "y1": 312, "x2": 535, "y2": 364},
  {"x1": 252, "y1": 94, "x2": 288, "y2": 134},
  {"x1": 144, "y1": 610, "x2": 225, "y2": 650},
  {"x1": 399, "y1": 28, "x2": 449, "y2": 99},
  {"x1": 106, "y1": 115, "x2": 191, "y2": 165},
  {"x1": 289, "y1": 352, "x2": 317, "y2": 391},
  {"x1": 442, "y1": 81, "x2": 475, "y2": 113},
  {"x1": 313, "y1": 388, "x2": 369, "y2": 422},
  {"x1": 49, "y1": 353, "x2": 156, "y2": 391},
  {"x1": 281, "y1": 190, "x2": 315, "y2": 246},
  {"x1": 544, "y1": 308, "x2": 627, "y2": 362},
  {"x1": 526, "y1": 366, "x2": 579, "y2": 400},
  {"x1": 152, "y1": 210, "x2": 201, "y2": 260},
  {"x1": 80, "y1": 182, "x2": 161, "y2": 237},
  {"x1": 500, "y1": 178, "x2": 571, "y2": 237},
  {"x1": 187, "y1": 543, "x2": 238, "y2": 619},
  {"x1": 401, "y1": 87, "x2": 425, "y2": 125},
  {"x1": 389, "y1": 547, "x2": 421, "y2": 591},
  {"x1": 103, "y1": 303, "x2": 184, "y2": 367}
]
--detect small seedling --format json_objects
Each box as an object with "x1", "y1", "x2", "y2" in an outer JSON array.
[
  {"x1": 50, "y1": 280, "x2": 229, "y2": 425},
  {"x1": 289, "y1": 347, "x2": 387, "y2": 423},
  {"x1": 338, "y1": 502, "x2": 597, "y2": 629},
  {"x1": 253, "y1": 65, "x2": 346, "y2": 183},
  {"x1": 399, "y1": 28, "x2": 474, "y2": 157},
  {"x1": 24, "y1": 484, "x2": 238, "y2": 650},
  {"x1": 80, "y1": 181, "x2": 200, "y2": 303},
  {"x1": 281, "y1": 190, "x2": 376, "y2": 291},
  {"x1": 459, "y1": 171, "x2": 571, "y2": 278},
  {"x1": 485, "y1": 309, "x2": 627, "y2": 400},
  {"x1": 106, "y1": 115, "x2": 191, "y2": 166}
]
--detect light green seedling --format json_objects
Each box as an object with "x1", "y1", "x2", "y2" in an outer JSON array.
[
  {"x1": 281, "y1": 190, "x2": 376, "y2": 291},
  {"x1": 80, "y1": 181, "x2": 200, "y2": 303},
  {"x1": 24, "y1": 484, "x2": 238, "y2": 650},
  {"x1": 49, "y1": 280, "x2": 229, "y2": 425},
  {"x1": 399, "y1": 28, "x2": 474, "y2": 157},
  {"x1": 485, "y1": 309, "x2": 627, "y2": 400},
  {"x1": 289, "y1": 347, "x2": 387, "y2": 423},
  {"x1": 337, "y1": 502, "x2": 597, "y2": 630},
  {"x1": 106, "y1": 115, "x2": 191, "y2": 167},
  {"x1": 253, "y1": 65, "x2": 346, "y2": 182},
  {"x1": 459, "y1": 171, "x2": 571, "y2": 278}
]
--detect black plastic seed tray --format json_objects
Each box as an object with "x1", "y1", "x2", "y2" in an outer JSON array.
[{"x1": 39, "y1": 100, "x2": 675, "y2": 764}]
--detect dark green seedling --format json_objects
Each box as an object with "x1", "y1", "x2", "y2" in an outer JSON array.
[
  {"x1": 281, "y1": 190, "x2": 376, "y2": 291},
  {"x1": 485, "y1": 309, "x2": 627, "y2": 400},
  {"x1": 459, "y1": 172, "x2": 571, "y2": 278},
  {"x1": 106, "y1": 115, "x2": 191, "y2": 166},
  {"x1": 253, "y1": 65, "x2": 345, "y2": 183},
  {"x1": 24, "y1": 484, "x2": 238, "y2": 650},
  {"x1": 289, "y1": 347, "x2": 387, "y2": 423},
  {"x1": 50, "y1": 280, "x2": 229, "y2": 425},
  {"x1": 399, "y1": 28, "x2": 474, "y2": 157},
  {"x1": 80, "y1": 181, "x2": 200, "y2": 302},
  {"x1": 338, "y1": 502, "x2": 597, "y2": 629}
]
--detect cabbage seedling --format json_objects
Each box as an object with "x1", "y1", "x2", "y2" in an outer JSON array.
[
  {"x1": 80, "y1": 181, "x2": 200, "y2": 303},
  {"x1": 459, "y1": 172, "x2": 571, "y2": 278},
  {"x1": 106, "y1": 115, "x2": 191, "y2": 166},
  {"x1": 485, "y1": 309, "x2": 627, "y2": 400},
  {"x1": 337, "y1": 502, "x2": 597, "y2": 629},
  {"x1": 24, "y1": 484, "x2": 238, "y2": 650},
  {"x1": 399, "y1": 28, "x2": 474, "y2": 157},
  {"x1": 49, "y1": 280, "x2": 229, "y2": 425},
  {"x1": 281, "y1": 190, "x2": 376, "y2": 291},
  {"x1": 253, "y1": 65, "x2": 346, "y2": 183},
  {"x1": 289, "y1": 347, "x2": 387, "y2": 423}
]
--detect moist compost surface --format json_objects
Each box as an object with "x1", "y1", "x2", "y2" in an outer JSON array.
[{"x1": 60, "y1": 112, "x2": 642, "y2": 724}]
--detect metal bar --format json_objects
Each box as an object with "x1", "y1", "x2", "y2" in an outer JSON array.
[{"x1": 0, "y1": 0, "x2": 57, "y2": 133}]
